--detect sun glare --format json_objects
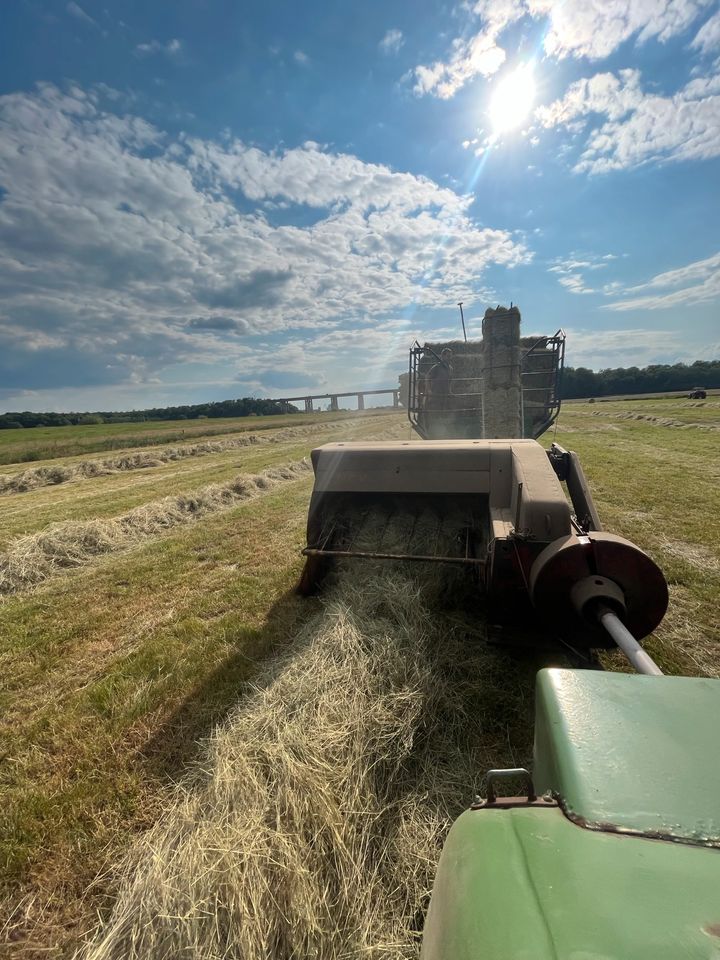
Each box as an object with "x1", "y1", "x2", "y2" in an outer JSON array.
[{"x1": 489, "y1": 65, "x2": 536, "y2": 134}]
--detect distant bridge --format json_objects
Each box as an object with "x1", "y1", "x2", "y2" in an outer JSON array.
[{"x1": 274, "y1": 387, "x2": 400, "y2": 413}]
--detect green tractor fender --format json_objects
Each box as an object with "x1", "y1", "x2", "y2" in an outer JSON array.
[{"x1": 421, "y1": 669, "x2": 720, "y2": 960}]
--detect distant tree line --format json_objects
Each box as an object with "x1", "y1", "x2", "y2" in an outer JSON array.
[
  {"x1": 2, "y1": 359, "x2": 718, "y2": 429},
  {"x1": 559, "y1": 359, "x2": 720, "y2": 400},
  {"x1": 0, "y1": 397, "x2": 298, "y2": 429}
]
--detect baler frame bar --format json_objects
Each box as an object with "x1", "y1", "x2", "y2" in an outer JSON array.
[{"x1": 302, "y1": 548, "x2": 487, "y2": 567}]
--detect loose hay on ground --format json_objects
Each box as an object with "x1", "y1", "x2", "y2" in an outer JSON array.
[
  {"x1": 0, "y1": 419, "x2": 366, "y2": 495},
  {"x1": 82, "y1": 558, "x2": 530, "y2": 960},
  {"x1": 0, "y1": 460, "x2": 311, "y2": 595},
  {"x1": 0, "y1": 439, "x2": 259, "y2": 494}
]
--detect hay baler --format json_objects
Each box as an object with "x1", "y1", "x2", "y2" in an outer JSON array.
[{"x1": 299, "y1": 306, "x2": 720, "y2": 958}]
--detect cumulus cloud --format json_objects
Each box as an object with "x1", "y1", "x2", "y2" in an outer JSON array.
[
  {"x1": 380, "y1": 29, "x2": 404, "y2": 54},
  {"x1": 536, "y1": 69, "x2": 644, "y2": 126},
  {"x1": 412, "y1": 0, "x2": 524, "y2": 98},
  {"x1": 135, "y1": 38, "x2": 182, "y2": 57},
  {"x1": 294, "y1": 50, "x2": 310, "y2": 65},
  {"x1": 0, "y1": 83, "x2": 529, "y2": 398},
  {"x1": 528, "y1": 0, "x2": 711, "y2": 60},
  {"x1": 605, "y1": 251, "x2": 720, "y2": 310},
  {"x1": 536, "y1": 69, "x2": 720, "y2": 172},
  {"x1": 411, "y1": 0, "x2": 713, "y2": 100},
  {"x1": 692, "y1": 8, "x2": 720, "y2": 53}
]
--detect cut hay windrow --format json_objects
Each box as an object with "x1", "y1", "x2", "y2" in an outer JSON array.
[
  {"x1": 594, "y1": 411, "x2": 720, "y2": 430},
  {"x1": 0, "y1": 436, "x2": 260, "y2": 494},
  {"x1": 0, "y1": 417, "x2": 381, "y2": 496},
  {"x1": 0, "y1": 460, "x2": 311, "y2": 596},
  {"x1": 82, "y1": 555, "x2": 534, "y2": 960}
]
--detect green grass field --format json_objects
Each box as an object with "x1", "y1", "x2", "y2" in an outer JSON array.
[
  {"x1": 0, "y1": 408, "x2": 395, "y2": 466},
  {"x1": 1, "y1": 399, "x2": 718, "y2": 957}
]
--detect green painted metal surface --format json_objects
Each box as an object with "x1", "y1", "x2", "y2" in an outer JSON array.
[
  {"x1": 534, "y1": 669, "x2": 720, "y2": 844},
  {"x1": 421, "y1": 806, "x2": 720, "y2": 960}
]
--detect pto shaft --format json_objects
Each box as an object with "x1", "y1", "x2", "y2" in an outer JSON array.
[{"x1": 596, "y1": 604, "x2": 663, "y2": 676}]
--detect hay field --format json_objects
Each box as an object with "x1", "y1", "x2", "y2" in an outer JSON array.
[
  {"x1": 1, "y1": 399, "x2": 718, "y2": 958},
  {"x1": 0, "y1": 409, "x2": 393, "y2": 466}
]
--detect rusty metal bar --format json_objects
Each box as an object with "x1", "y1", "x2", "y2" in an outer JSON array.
[
  {"x1": 514, "y1": 481, "x2": 524, "y2": 534},
  {"x1": 485, "y1": 768, "x2": 536, "y2": 804},
  {"x1": 302, "y1": 548, "x2": 487, "y2": 567}
]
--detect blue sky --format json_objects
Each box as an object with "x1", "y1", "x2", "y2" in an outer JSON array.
[{"x1": 0, "y1": 0, "x2": 719, "y2": 412}]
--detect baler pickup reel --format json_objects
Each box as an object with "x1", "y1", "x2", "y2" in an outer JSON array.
[{"x1": 299, "y1": 439, "x2": 668, "y2": 661}]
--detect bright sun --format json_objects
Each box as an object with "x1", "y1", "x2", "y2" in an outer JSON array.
[{"x1": 489, "y1": 65, "x2": 536, "y2": 134}]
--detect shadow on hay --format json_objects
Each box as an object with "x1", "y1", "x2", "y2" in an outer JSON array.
[
  {"x1": 139, "y1": 587, "x2": 322, "y2": 780},
  {"x1": 86, "y1": 560, "x2": 571, "y2": 960},
  {"x1": 137, "y1": 561, "x2": 545, "y2": 786}
]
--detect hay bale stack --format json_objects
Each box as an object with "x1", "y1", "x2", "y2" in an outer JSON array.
[
  {"x1": 417, "y1": 340, "x2": 484, "y2": 438},
  {"x1": 480, "y1": 306, "x2": 522, "y2": 438},
  {"x1": 420, "y1": 306, "x2": 522, "y2": 439},
  {"x1": 418, "y1": 308, "x2": 559, "y2": 439}
]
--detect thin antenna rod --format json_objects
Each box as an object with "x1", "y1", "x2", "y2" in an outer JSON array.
[{"x1": 458, "y1": 302, "x2": 467, "y2": 342}]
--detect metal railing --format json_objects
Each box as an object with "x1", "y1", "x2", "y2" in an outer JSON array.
[{"x1": 407, "y1": 330, "x2": 565, "y2": 440}]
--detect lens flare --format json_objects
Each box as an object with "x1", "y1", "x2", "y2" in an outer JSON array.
[{"x1": 489, "y1": 65, "x2": 536, "y2": 134}]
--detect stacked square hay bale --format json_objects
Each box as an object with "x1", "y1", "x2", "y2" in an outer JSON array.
[
  {"x1": 419, "y1": 306, "x2": 557, "y2": 439},
  {"x1": 480, "y1": 306, "x2": 523, "y2": 438},
  {"x1": 420, "y1": 306, "x2": 520, "y2": 438},
  {"x1": 417, "y1": 339, "x2": 485, "y2": 438}
]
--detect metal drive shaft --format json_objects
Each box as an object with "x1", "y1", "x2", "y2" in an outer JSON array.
[{"x1": 596, "y1": 604, "x2": 663, "y2": 676}]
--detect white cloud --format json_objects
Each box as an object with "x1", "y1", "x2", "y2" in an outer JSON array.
[
  {"x1": 294, "y1": 50, "x2": 310, "y2": 65},
  {"x1": 380, "y1": 29, "x2": 404, "y2": 54},
  {"x1": 536, "y1": 69, "x2": 720, "y2": 172},
  {"x1": 564, "y1": 327, "x2": 691, "y2": 368},
  {"x1": 0, "y1": 83, "x2": 530, "y2": 399},
  {"x1": 413, "y1": 35, "x2": 506, "y2": 98},
  {"x1": 558, "y1": 274, "x2": 595, "y2": 294},
  {"x1": 411, "y1": 0, "x2": 713, "y2": 100},
  {"x1": 548, "y1": 252, "x2": 617, "y2": 294},
  {"x1": 605, "y1": 251, "x2": 720, "y2": 310},
  {"x1": 412, "y1": 0, "x2": 524, "y2": 98},
  {"x1": 627, "y1": 251, "x2": 720, "y2": 290},
  {"x1": 536, "y1": 69, "x2": 644, "y2": 126},
  {"x1": 135, "y1": 38, "x2": 182, "y2": 57},
  {"x1": 683, "y1": 73, "x2": 720, "y2": 97},
  {"x1": 66, "y1": 1, "x2": 97, "y2": 27},
  {"x1": 529, "y1": 0, "x2": 712, "y2": 60},
  {"x1": 692, "y1": 9, "x2": 720, "y2": 53}
]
